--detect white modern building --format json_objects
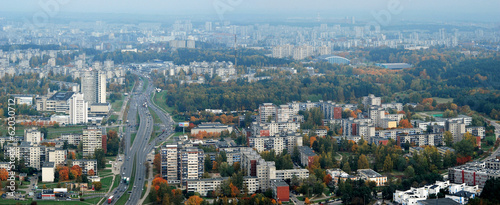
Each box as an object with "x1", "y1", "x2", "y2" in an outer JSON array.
[{"x1": 69, "y1": 93, "x2": 88, "y2": 124}]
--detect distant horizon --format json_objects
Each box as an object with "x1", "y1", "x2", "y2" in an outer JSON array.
[{"x1": 0, "y1": 0, "x2": 498, "y2": 24}]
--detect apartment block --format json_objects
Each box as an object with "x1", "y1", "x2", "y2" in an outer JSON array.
[
  {"x1": 298, "y1": 146, "x2": 316, "y2": 167},
  {"x1": 82, "y1": 127, "x2": 103, "y2": 157},
  {"x1": 275, "y1": 169, "x2": 309, "y2": 180},
  {"x1": 186, "y1": 177, "x2": 228, "y2": 196},
  {"x1": 178, "y1": 147, "x2": 205, "y2": 184},
  {"x1": 448, "y1": 160, "x2": 500, "y2": 188},
  {"x1": 24, "y1": 127, "x2": 43, "y2": 145},
  {"x1": 160, "y1": 144, "x2": 179, "y2": 183},
  {"x1": 71, "y1": 159, "x2": 97, "y2": 175},
  {"x1": 240, "y1": 147, "x2": 276, "y2": 190},
  {"x1": 48, "y1": 148, "x2": 67, "y2": 167}
]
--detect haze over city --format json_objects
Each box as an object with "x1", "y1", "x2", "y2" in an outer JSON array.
[{"x1": 0, "y1": 1, "x2": 499, "y2": 205}]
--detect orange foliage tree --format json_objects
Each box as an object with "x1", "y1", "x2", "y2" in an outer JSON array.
[
  {"x1": 0, "y1": 168, "x2": 8, "y2": 181},
  {"x1": 230, "y1": 182, "x2": 239, "y2": 197},
  {"x1": 88, "y1": 169, "x2": 95, "y2": 176},
  {"x1": 58, "y1": 166, "x2": 70, "y2": 181},
  {"x1": 323, "y1": 174, "x2": 332, "y2": 185},
  {"x1": 399, "y1": 119, "x2": 413, "y2": 128},
  {"x1": 185, "y1": 195, "x2": 204, "y2": 205},
  {"x1": 309, "y1": 136, "x2": 317, "y2": 147},
  {"x1": 153, "y1": 153, "x2": 161, "y2": 173},
  {"x1": 71, "y1": 165, "x2": 82, "y2": 177}
]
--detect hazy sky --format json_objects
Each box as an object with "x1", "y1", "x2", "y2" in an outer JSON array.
[{"x1": 1, "y1": 0, "x2": 499, "y2": 22}]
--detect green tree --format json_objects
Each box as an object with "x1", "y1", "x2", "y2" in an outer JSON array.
[
  {"x1": 444, "y1": 131, "x2": 454, "y2": 146},
  {"x1": 357, "y1": 154, "x2": 369, "y2": 169},
  {"x1": 383, "y1": 155, "x2": 393, "y2": 172},
  {"x1": 404, "y1": 166, "x2": 415, "y2": 178}
]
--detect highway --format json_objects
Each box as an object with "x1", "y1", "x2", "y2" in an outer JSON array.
[{"x1": 109, "y1": 72, "x2": 175, "y2": 205}]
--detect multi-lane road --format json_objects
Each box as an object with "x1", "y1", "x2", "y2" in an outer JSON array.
[{"x1": 109, "y1": 73, "x2": 175, "y2": 205}]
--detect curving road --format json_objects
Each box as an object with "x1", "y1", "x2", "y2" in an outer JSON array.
[{"x1": 108, "y1": 72, "x2": 175, "y2": 205}]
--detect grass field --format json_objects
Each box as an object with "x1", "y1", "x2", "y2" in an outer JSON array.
[
  {"x1": 115, "y1": 193, "x2": 130, "y2": 205},
  {"x1": 111, "y1": 95, "x2": 125, "y2": 112},
  {"x1": 0, "y1": 197, "x2": 101, "y2": 205},
  {"x1": 130, "y1": 133, "x2": 137, "y2": 148},
  {"x1": 111, "y1": 174, "x2": 121, "y2": 192},
  {"x1": 152, "y1": 91, "x2": 184, "y2": 122},
  {"x1": 141, "y1": 180, "x2": 148, "y2": 199},
  {"x1": 433, "y1": 97, "x2": 453, "y2": 104},
  {"x1": 0, "y1": 125, "x2": 85, "y2": 139}
]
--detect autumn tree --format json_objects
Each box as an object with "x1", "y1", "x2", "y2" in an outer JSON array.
[
  {"x1": 323, "y1": 174, "x2": 332, "y2": 185},
  {"x1": 399, "y1": 119, "x2": 413, "y2": 128},
  {"x1": 444, "y1": 131, "x2": 454, "y2": 146},
  {"x1": 305, "y1": 197, "x2": 311, "y2": 204},
  {"x1": 185, "y1": 195, "x2": 204, "y2": 205},
  {"x1": 153, "y1": 153, "x2": 161, "y2": 174},
  {"x1": 88, "y1": 169, "x2": 95, "y2": 176},
  {"x1": 0, "y1": 168, "x2": 8, "y2": 181},
  {"x1": 71, "y1": 165, "x2": 82, "y2": 177},
  {"x1": 92, "y1": 182, "x2": 102, "y2": 191},
  {"x1": 230, "y1": 182, "x2": 240, "y2": 197},
  {"x1": 357, "y1": 154, "x2": 370, "y2": 169},
  {"x1": 383, "y1": 155, "x2": 393, "y2": 172},
  {"x1": 58, "y1": 166, "x2": 70, "y2": 181}
]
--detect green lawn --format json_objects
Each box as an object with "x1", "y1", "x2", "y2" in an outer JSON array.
[
  {"x1": 108, "y1": 114, "x2": 119, "y2": 123},
  {"x1": 0, "y1": 125, "x2": 85, "y2": 139},
  {"x1": 130, "y1": 133, "x2": 137, "y2": 148},
  {"x1": 148, "y1": 107, "x2": 162, "y2": 124},
  {"x1": 141, "y1": 180, "x2": 148, "y2": 198},
  {"x1": 111, "y1": 96, "x2": 125, "y2": 112},
  {"x1": 152, "y1": 91, "x2": 184, "y2": 122},
  {"x1": 100, "y1": 175, "x2": 113, "y2": 191},
  {"x1": 111, "y1": 174, "x2": 121, "y2": 192},
  {"x1": 115, "y1": 193, "x2": 130, "y2": 205},
  {"x1": 0, "y1": 197, "x2": 101, "y2": 205},
  {"x1": 433, "y1": 97, "x2": 453, "y2": 104},
  {"x1": 143, "y1": 192, "x2": 154, "y2": 204}
]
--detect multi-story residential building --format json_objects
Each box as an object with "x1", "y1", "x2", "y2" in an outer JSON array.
[
  {"x1": 275, "y1": 169, "x2": 309, "y2": 180},
  {"x1": 243, "y1": 176, "x2": 259, "y2": 194},
  {"x1": 319, "y1": 101, "x2": 343, "y2": 120},
  {"x1": 270, "y1": 179, "x2": 289, "y2": 202},
  {"x1": 71, "y1": 159, "x2": 98, "y2": 175},
  {"x1": 397, "y1": 133, "x2": 444, "y2": 146},
  {"x1": 446, "y1": 119, "x2": 466, "y2": 143},
  {"x1": 60, "y1": 134, "x2": 82, "y2": 145},
  {"x1": 298, "y1": 146, "x2": 316, "y2": 167},
  {"x1": 466, "y1": 127, "x2": 485, "y2": 139},
  {"x1": 381, "y1": 102, "x2": 403, "y2": 111},
  {"x1": 252, "y1": 121, "x2": 301, "y2": 137},
  {"x1": 448, "y1": 160, "x2": 500, "y2": 188},
  {"x1": 24, "y1": 127, "x2": 43, "y2": 145},
  {"x1": 48, "y1": 148, "x2": 67, "y2": 167},
  {"x1": 186, "y1": 177, "x2": 228, "y2": 196},
  {"x1": 82, "y1": 127, "x2": 102, "y2": 157},
  {"x1": 160, "y1": 144, "x2": 179, "y2": 183},
  {"x1": 362, "y1": 94, "x2": 381, "y2": 108},
  {"x1": 69, "y1": 93, "x2": 88, "y2": 124},
  {"x1": 375, "y1": 128, "x2": 422, "y2": 140},
  {"x1": 81, "y1": 70, "x2": 106, "y2": 105},
  {"x1": 42, "y1": 162, "x2": 55, "y2": 182},
  {"x1": 178, "y1": 147, "x2": 204, "y2": 184},
  {"x1": 357, "y1": 169, "x2": 387, "y2": 187},
  {"x1": 4, "y1": 141, "x2": 46, "y2": 170},
  {"x1": 240, "y1": 147, "x2": 277, "y2": 190},
  {"x1": 259, "y1": 103, "x2": 277, "y2": 123},
  {"x1": 35, "y1": 91, "x2": 74, "y2": 112}
]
